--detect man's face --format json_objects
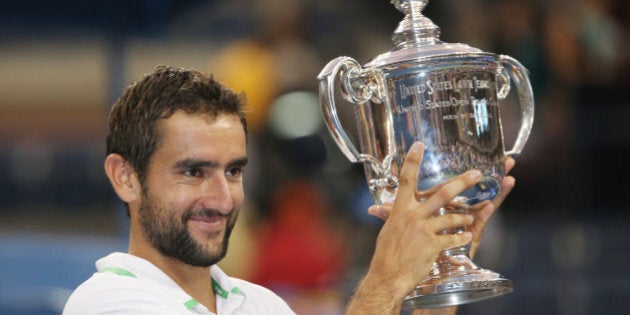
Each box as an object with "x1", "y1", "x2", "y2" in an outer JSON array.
[{"x1": 137, "y1": 111, "x2": 247, "y2": 267}]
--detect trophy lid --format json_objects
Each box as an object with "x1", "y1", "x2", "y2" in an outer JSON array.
[{"x1": 366, "y1": 0, "x2": 484, "y2": 67}]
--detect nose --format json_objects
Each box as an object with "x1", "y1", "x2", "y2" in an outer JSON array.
[{"x1": 200, "y1": 174, "x2": 234, "y2": 214}]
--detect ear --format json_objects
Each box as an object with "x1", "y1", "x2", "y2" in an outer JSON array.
[{"x1": 104, "y1": 154, "x2": 142, "y2": 204}]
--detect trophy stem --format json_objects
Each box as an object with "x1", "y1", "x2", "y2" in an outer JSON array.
[{"x1": 403, "y1": 205, "x2": 512, "y2": 309}]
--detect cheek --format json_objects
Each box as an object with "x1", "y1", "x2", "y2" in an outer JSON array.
[
  {"x1": 230, "y1": 184, "x2": 245, "y2": 206},
  {"x1": 230, "y1": 185, "x2": 245, "y2": 209},
  {"x1": 163, "y1": 187, "x2": 197, "y2": 213},
  {"x1": 177, "y1": 193, "x2": 199, "y2": 210}
]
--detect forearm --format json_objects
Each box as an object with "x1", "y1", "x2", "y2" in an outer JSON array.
[
  {"x1": 346, "y1": 277, "x2": 458, "y2": 315},
  {"x1": 345, "y1": 272, "x2": 458, "y2": 315},
  {"x1": 345, "y1": 272, "x2": 406, "y2": 315}
]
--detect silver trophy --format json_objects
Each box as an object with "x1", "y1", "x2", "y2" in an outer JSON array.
[{"x1": 317, "y1": 0, "x2": 534, "y2": 309}]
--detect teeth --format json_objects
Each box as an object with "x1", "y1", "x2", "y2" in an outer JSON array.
[{"x1": 186, "y1": 209, "x2": 230, "y2": 223}]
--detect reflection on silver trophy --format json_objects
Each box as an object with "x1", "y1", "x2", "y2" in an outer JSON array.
[{"x1": 317, "y1": 0, "x2": 534, "y2": 309}]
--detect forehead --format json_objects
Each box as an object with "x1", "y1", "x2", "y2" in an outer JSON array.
[{"x1": 156, "y1": 111, "x2": 246, "y2": 158}]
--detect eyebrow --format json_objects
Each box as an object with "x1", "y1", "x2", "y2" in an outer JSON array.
[
  {"x1": 173, "y1": 157, "x2": 248, "y2": 170},
  {"x1": 228, "y1": 157, "x2": 249, "y2": 169}
]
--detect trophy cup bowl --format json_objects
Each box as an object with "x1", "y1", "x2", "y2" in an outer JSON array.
[{"x1": 317, "y1": 0, "x2": 534, "y2": 309}]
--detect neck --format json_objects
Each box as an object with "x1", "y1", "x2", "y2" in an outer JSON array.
[{"x1": 128, "y1": 230, "x2": 217, "y2": 313}]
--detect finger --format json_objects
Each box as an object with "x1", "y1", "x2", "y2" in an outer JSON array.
[
  {"x1": 469, "y1": 202, "x2": 496, "y2": 258},
  {"x1": 468, "y1": 199, "x2": 491, "y2": 212},
  {"x1": 367, "y1": 204, "x2": 394, "y2": 221},
  {"x1": 414, "y1": 171, "x2": 477, "y2": 200},
  {"x1": 429, "y1": 213, "x2": 474, "y2": 233},
  {"x1": 439, "y1": 231, "x2": 473, "y2": 250},
  {"x1": 395, "y1": 142, "x2": 424, "y2": 208},
  {"x1": 421, "y1": 170, "x2": 481, "y2": 215},
  {"x1": 415, "y1": 177, "x2": 453, "y2": 201},
  {"x1": 505, "y1": 157, "x2": 515, "y2": 175},
  {"x1": 469, "y1": 168, "x2": 515, "y2": 258},
  {"x1": 491, "y1": 175, "x2": 515, "y2": 210},
  {"x1": 471, "y1": 203, "x2": 496, "y2": 234}
]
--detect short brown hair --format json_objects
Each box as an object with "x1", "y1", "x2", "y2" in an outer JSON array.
[{"x1": 106, "y1": 65, "x2": 247, "y2": 184}]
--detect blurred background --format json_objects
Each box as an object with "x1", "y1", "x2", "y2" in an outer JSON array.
[{"x1": 0, "y1": 0, "x2": 628, "y2": 314}]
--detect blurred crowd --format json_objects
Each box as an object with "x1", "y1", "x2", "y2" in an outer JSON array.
[{"x1": 0, "y1": 0, "x2": 629, "y2": 314}]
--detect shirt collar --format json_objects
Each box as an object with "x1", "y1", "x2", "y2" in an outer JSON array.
[
  {"x1": 95, "y1": 253, "x2": 245, "y2": 313},
  {"x1": 210, "y1": 265, "x2": 245, "y2": 314}
]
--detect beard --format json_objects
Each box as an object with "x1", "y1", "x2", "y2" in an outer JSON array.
[{"x1": 137, "y1": 190, "x2": 238, "y2": 267}]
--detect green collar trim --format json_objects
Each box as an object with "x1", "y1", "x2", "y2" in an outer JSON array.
[
  {"x1": 99, "y1": 268, "x2": 240, "y2": 307},
  {"x1": 183, "y1": 299, "x2": 200, "y2": 309},
  {"x1": 231, "y1": 286, "x2": 241, "y2": 295},
  {"x1": 211, "y1": 277, "x2": 241, "y2": 299},
  {"x1": 100, "y1": 266, "x2": 137, "y2": 278},
  {"x1": 212, "y1": 278, "x2": 229, "y2": 299}
]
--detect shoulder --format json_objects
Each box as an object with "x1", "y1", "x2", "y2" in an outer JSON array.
[
  {"x1": 63, "y1": 272, "x2": 184, "y2": 314},
  {"x1": 232, "y1": 277, "x2": 296, "y2": 314},
  {"x1": 231, "y1": 277, "x2": 282, "y2": 299},
  {"x1": 210, "y1": 265, "x2": 295, "y2": 315}
]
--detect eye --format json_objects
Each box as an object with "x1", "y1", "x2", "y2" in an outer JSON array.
[
  {"x1": 226, "y1": 166, "x2": 244, "y2": 179},
  {"x1": 183, "y1": 168, "x2": 204, "y2": 178}
]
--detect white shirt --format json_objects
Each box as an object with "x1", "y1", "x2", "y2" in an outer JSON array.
[{"x1": 63, "y1": 252, "x2": 296, "y2": 314}]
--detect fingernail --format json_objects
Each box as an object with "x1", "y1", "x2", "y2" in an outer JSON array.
[
  {"x1": 377, "y1": 206, "x2": 389, "y2": 219},
  {"x1": 462, "y1": 231, "x2": 473, "y2": 240},
  {"x1": 504, "y1": 176, "x2": 516, "y2": 188},
  {"x1": 469, "y1": 170, "x2": 481, "y2": 180},
  {"x1": 410, "y1": 142, "x2": 422, "y2": 154}
]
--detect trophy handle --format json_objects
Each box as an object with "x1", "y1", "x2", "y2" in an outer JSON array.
[
  {"x1": 317, "y1": 56, "x2": 390, "y2": 167},
  {"x1": 498, "y1": 55, "x2": 535, "y2": 157}
]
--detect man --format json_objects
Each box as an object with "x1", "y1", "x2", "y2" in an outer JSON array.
[{"x1": 63, "y1": 65, "x2": 514, "y2": 314}]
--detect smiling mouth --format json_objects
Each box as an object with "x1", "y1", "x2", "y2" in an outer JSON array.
[
  {"x1": 186, "y1": 210, "x2": 229, "y2": 232},
  {"x1": 190, "y1": 210, "x2": 226, "y2": 222}
]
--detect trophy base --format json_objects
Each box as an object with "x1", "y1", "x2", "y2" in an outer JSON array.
[{"x1": 402, "y1": 268, "x2": 512, "y2": 309}]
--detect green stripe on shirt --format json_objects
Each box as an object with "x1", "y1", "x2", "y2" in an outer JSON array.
[
  {"x1": 100, "y1": 267, "x2": 137, "y2": 278},
  {"x1": 183, "y1": 299, "x2": 200, "y2": 309},
  {"x1": 212, "y1": 278, "x2": 229, "y2": 299}
]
